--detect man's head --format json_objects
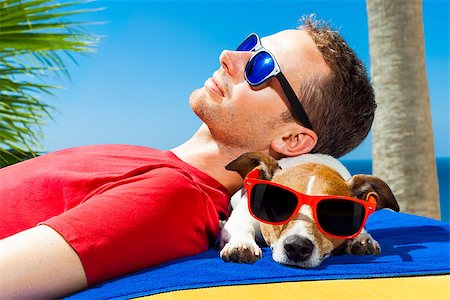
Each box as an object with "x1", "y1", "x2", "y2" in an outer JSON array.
[
  {"x1": 190, "y1": 15, "x2": 375, "y2": 158},
  {"x1": 296, "y1": 16, "x2": 376, "y2": 157}
]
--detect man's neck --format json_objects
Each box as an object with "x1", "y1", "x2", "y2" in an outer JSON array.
[{"x1": 171, "y1": 124, "x2": 250, "y2": 195}]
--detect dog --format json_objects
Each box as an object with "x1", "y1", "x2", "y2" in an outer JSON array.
[{"x1": 220, "y1": 152, "x2": 399, "y2": 268}]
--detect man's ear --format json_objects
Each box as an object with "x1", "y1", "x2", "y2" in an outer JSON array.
[{"x1": 270, "y1": 126, "x2": 317, "y2": 157}]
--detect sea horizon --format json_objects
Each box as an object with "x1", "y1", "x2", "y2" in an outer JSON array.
[{"x1": 340, "y1": 157, "x2": 450, "y2": 223}]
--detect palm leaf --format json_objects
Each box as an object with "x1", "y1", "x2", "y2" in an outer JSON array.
[
  {"x1": 0, "y1": 147, "x2": 37, "y2": 167},
  {"x1": 0, "y1": 0, "x2": 101, "y2": 167}
]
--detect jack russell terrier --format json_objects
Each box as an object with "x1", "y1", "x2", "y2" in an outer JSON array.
[{"x1": 220, "y1": 152, "x2": 399, "y2": 268}]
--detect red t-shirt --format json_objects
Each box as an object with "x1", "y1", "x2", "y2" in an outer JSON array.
[{"x1": 0, "y1": 144, "x2": 230, "y2": 285}]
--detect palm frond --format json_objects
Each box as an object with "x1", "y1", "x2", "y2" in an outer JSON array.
[
  {"x1": 0, "y1": 147, "x2": 38, "y2": 168},
  {"x1": 0, "y1": 0, "x2": 101, "y2": 167}
]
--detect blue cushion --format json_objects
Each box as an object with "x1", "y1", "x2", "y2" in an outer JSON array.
[{"x1": 67, "y1": 210, "x2": 450, "y2": 299}]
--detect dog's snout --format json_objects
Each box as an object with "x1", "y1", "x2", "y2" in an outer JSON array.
[{"x1": 283, "y1": 236, "x2": 314, "y2": 262}]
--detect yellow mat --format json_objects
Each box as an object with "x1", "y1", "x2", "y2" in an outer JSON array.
[{"x1": 139, "y1": 275, "x2": 450, "y2": 300}]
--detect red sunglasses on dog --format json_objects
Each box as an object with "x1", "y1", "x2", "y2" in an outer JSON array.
[{"x1": 244, "y1": 169, "x2": 377, "y2": 239}]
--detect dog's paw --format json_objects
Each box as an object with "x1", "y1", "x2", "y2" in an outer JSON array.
[
  {"x1": 220, "y1": 237, "x2": 262, "y2": 263},
  {"x1": 346, "y1": 232, "x2": 381, "y2": 255}
]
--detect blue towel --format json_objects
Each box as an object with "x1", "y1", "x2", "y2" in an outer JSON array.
[{"x1": 67, "y1": 210, "x2": 450, "y2": 299}]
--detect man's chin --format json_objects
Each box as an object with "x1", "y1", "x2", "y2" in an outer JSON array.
[
  {"x1": 189, "y1": 88, "x2": 203, "y2": 110},
  {"x1": 189, "y1": 88, "x2": 219, "y2": 124}
]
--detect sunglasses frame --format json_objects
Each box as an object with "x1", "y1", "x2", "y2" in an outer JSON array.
[
  {"x1": 244, "y1": 169, "x2": 377, "y2": 239},
  {"x1": 236, "y1": 33, "x2": 314, "y2": 130}
]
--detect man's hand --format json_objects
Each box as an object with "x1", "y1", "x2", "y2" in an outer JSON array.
[{"x1": 0, "y1": 225, "x2": 88, "y2": 299}]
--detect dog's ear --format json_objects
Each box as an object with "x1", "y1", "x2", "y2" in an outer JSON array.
[
  {"x1": 347, "y1": 175, "x2": 400, "y2": 212},
  {"x1": 225, "y1": 152, "x2": 281, "y2": 180}
]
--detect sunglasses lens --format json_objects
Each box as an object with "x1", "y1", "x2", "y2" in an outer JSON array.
[
  {"x1": 250, "y1": 183, "x2": 298, "y2": 223},
  {"x1": 317, "y1": 200, "x2": 366, "y2": 237},
  {"x1": 236, "y1": 34, "x2": 258, "y2": 51},
  {"x1": 245, "y1": 51, "x2": 275, "y2": 85}
]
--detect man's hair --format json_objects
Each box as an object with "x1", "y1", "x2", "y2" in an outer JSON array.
[{"x1": 296, "y1": 15, "x2": 376, "y2": 158}]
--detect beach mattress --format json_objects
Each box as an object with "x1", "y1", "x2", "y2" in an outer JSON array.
[{"x1": 67, "y1": 209, "x2": 450, "y2": 299}]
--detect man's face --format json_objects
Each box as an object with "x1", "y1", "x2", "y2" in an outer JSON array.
[{"x1": 190, "y1": 30, "x2": 329, "y2": 150}]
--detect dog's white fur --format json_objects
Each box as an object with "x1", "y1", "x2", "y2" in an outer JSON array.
[{"x1": 278, "y1": 154, "x2": 351, "y2": 180}]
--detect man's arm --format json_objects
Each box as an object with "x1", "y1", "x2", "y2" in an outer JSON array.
[{"x1": 0, "y1": 225, "x2": 87, "y2": 298}]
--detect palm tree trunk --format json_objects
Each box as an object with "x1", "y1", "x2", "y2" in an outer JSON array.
[{"x1": 366, "y1": 0, "x2": 440, "y2": 219}]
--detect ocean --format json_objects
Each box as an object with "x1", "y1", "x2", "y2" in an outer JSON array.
[{"x1": 341, "y1": 158, "x2": 450, "y2": 223}]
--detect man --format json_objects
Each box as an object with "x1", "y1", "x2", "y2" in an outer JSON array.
[{"x1": 0, "y1": 17, "x2": 375, "y2": 298}]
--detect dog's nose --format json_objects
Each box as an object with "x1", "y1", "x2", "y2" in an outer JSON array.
[{"x1": 283, "y1": 236, "x2": 314, "y2": 262}]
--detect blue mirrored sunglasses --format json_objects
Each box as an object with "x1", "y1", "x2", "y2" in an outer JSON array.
[{"x1": 236, "y1": 33, "x2": 313, "y2": 130}]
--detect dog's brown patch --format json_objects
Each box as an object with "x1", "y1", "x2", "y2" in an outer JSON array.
[
  {"x1": 226, "y1": 152, "x2": 280, "y2": 180},
  {"x1": 347, "y1": 175, "x2": 399, "y2": 211}
]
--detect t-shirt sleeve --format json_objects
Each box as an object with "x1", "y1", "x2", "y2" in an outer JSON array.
[{"x1": 42, "y1": 167, "x2": 213, "y2": 285}]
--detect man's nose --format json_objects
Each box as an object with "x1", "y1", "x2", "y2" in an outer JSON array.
[{"x1": 219, "y1": 50, "x2": 253, "y2": 79}]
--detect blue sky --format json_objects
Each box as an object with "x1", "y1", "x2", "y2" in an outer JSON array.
[{"x1": 43, "y1": 0, "x2": 449, "y2": 160}]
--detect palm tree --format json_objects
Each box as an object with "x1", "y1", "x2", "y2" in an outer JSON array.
[
  {"x1": 366, "y1": 0, "x2": 440, "y2": 219},
  {"x1": 0, "y1": 0, "x2": 99, "y2": 167}
]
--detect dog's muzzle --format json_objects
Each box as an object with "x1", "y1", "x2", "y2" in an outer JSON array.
[{"x1": 283, "y1": 235, "x2": 315, "y2": 262}]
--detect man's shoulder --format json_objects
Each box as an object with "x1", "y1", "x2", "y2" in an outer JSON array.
[{"x1": 50, "y1": 144, "x2": 159, "y2": 157}]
